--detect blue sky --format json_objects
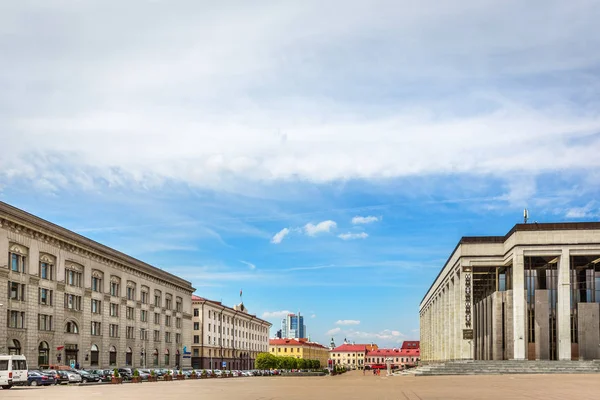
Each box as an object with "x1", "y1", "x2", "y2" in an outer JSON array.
[{"x1": 1, "y1": 1, "x2": 600, "y2": 348}]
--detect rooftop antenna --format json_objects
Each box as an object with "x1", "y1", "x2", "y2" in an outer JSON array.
[{"x1": 523, "y1": 208, "x2": 529, "y2": 224}]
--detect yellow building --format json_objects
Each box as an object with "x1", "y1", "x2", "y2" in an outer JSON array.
[
  {"x1": 269, "y1": 338, "x2": 329, "y2": 367},
  {"x1": 330, "y1": 343, "x2": 378, "y2": 370}
]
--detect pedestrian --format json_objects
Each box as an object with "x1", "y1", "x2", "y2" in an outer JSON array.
[{"x1": 75, "y1": 362, "x2": 80, "y2": 370}]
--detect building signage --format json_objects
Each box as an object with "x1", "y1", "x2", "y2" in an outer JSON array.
[{"x1": 463, "y1": 329, "x2": 474, "y2": 340}]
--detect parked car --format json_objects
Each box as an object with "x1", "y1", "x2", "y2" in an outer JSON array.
[
  {"x1": 65, "y1": 371, "x2": 82, "y2": 383},
  {"x1": 117, "y1": 368, "x2": 133, "y2": 379},
  {"x1": 87, "y1": 369, "x2": 112, "y2": 382},
  {"x1": 0, "y1": 355, "x2": 28, "y2": 389},
  {"x1": 40, "y1": 370, "x2": 67, "y2": 385},
  {"x1": 28, "y1": 371, "x2": 55, "y2": 386},
  {"x1": 136, "y1": 369, "x2": 151, "y2": 380},
  {"x1": 76, "y1": 370, "x2": 101, "y2": 383}
]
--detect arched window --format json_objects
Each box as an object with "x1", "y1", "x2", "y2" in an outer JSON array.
[
  {"x1": 65, "y1": 321, "x2": 79, "y2": 334},
  {"x1": 38, "y1": 341, "x2": 50, "y2": 366},
  {"x1": 8, "y1": 339, "x2": 21, "y2": 355},
  {"x1": 153, "y1": 349, "x2": 159, "y2": 366},
  {"x1": 164, "y1": 349, "x2": 170, "y2": 366},
  {"x1": 125, "y1": 347, "x2": 132, "y2": 366},
  {"x1": 90, "y1": 344, "x2": 99, "y2": 366},
  {"x1": 109, "y1": 346, "x2": 117, "y2": 366}
]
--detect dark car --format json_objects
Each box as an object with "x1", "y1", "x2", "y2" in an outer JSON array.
[
  {"x1": 88, "y1": 369, "x2": 112, "y2": 382},
  {"x1": 28, "y1": 371, "x2": 55, "y2": 386},
  {"x1": 76, "y1": 370, "x2": 101, "y2": 383},
  {"x1": 41, "y1": 370, "x2": 67, "y2": 385},
  {"x1": 117, "y1": 368, "x2": 133, "y2": 379}
]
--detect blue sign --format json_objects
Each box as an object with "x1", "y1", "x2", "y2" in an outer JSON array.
[
  {"x1": 222, "y1": 362, "x2": 226, "y2": 368},
  {"x1": 183, "y1": 346, "x2": 191, "y2": 355}
]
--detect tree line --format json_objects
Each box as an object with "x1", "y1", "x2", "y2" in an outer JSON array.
[{"x1": 255, "y1": 353, "x2": 322, "y2": 370}]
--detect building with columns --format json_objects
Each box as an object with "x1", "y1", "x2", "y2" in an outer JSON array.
[
  {"x1": 190, "y1": 295, "x2": 271, "y2": 370},
  {"x1": 419, "y1": 222, "x2": 600, "y2": 362},
  {"x1": 1, "y1": 201, "x2": 195, "y2": 369}
]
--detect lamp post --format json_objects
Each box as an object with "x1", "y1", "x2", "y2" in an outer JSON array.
[{"x1": 140, "y1": 328, "x2": 147, "y2": 368}]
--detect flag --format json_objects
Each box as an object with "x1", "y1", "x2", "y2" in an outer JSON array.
[
  {"x1": 240, "y1": 289, "x2": 242, "y2": 298},
  {"x1": 56, "y1": 346, "x2": 64, "y2": 351}
]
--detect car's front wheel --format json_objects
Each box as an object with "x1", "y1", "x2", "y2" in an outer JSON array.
[{"x1": 30, "y1": 380, "x2": 38, "y2": 387}]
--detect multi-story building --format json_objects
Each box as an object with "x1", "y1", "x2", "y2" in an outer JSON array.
[
  {"x1": 281, "y1": 313, "x2": 306, "y2": 339},
  {"x1": 365, "y1": 341, "x2": 420, "y2": 369},
  {"x1": 190, "y1": 295, "x2": 271, "y2": 370},
  {"x1": 420, "y1": 222, "x2": 600, "y2": 362},
  {"x1": 268, "y1": 338, "x2": 329, "y2": 367},
  {"x1": 329, "y1": 340, "x2": 378, "y2": 370},
  {"x1": 0, "y1": 201, "x2": 195, "y2": 369}
]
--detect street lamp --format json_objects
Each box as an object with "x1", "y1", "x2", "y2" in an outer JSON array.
[{"x1": 140, "y1": 328, "x2": 147, "y2": 368}]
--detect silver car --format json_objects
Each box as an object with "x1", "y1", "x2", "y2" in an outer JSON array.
[{"x1": 66, "y1": 371, "x2": 82, "y2": 383}]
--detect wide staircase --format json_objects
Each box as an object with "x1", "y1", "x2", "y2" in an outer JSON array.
[{"x1": 411, "y1": 360, "x2": 600, "y2": 376}]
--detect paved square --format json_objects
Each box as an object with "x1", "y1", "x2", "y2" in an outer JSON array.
[{"x1": 3, "y1": 371, "x2": 600, "y2": 399}]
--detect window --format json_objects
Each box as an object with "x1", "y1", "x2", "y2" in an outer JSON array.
[
  {"x1": 154, "y1": 313, "x2": 160, "y2": 325},
  {"x1": 154, "y1": 294, "x2": 161, "y2": 307},
  {"x1": 176, "y1": 300, "x2": 182, "y2": 312},
  {"x1": 193, "y1": 349, "x2": 199, "y2": 357},
  {"x1": 39, "y1": 262, "x2": 54, "y2": 280},
  {"x1": 141, "y1": 291, "x2": 148, "y2": 304},
  {"x1": 110, "y1": 303, "x2": 119, "y2": 317},
  {"x1": 91, "y1": 299, "x2": 102, "y2": 314},
  {"x1": 8, "y1": 282, "x2": 25, "y2": 301},
  {"x1": 141, "y1": 310, "x2": 148, "y2": 322},
  {"x1": 7, "y1": 310, "x2": 25, "y2": 328},
  {"x1": 67, "y1": 270, "x2": 82, "y2": 287},
  {"x1": 126, "y1": 326, "x2": 135, "y2": 339},
  {"x1": 193, "y1": 335, "x2": 200, "y2": 344},
  {"x1": 38, "y1": 314, "x2": 53, "y2": 331},
  {"x1": 64, "y1": 294, "x2": 82, "y2": 311},
  {"x1": 39, "y1": 288, "x2": 53, "y2": 305},
  {"x1": 127, "y1": 286, "x2": 135, "y2": 300},
  {"x1": 165, "y1": 297, "x2": 172, "y2": 310},
  {"x1": 176, "y1": 317, "x2": 182, "y2": 329},
  {"x1": 126, "y1": 306, "x2": 135, "y2": 320},
  {"x1": 65, "y1": 321, "x2": 79, "y2": 334},
  {"x1": 91, "y1": 321, "x2": 102, "y2": 336},
  {"x1": 176, "y1": 333, "x2": 181, "y2": 344},
  {"x1": 165, "y1": 332, "x2": 171, "y2": 343},
  {"x1": 10, "y1": 252, "x2": 26, "y2": 273},
  {"x1": 109, "y1": 324, "x2": 119, "y2": 338},
  {"x1": 91, "y1": 276, "x2": 102, "y2": 292},
  {"x1": 110, "y1": 281, "x2": 119, "y2": 297},
  {"x1": 208, "y1": 335, "x2": 211, "y2": 344},
  {"x1": 194, "y1": 322, "x2": 199, "y2": 330},
  {"x1": 165, "y1": 315, "x2": 172, "y2": 327},
  {"x1": 194, "y1": 308, "x2": 199, "y2": 317},
  {"x1": 154, "y1": 330, "x2": 160, "y2": 341},
  {"x1": 139, "y1": 328, "x2": 148, "y2": 340}
]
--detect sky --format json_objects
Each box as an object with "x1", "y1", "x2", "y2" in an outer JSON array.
[{"x1": 1, "y1": 0, "x2": 600, "y2": 348}]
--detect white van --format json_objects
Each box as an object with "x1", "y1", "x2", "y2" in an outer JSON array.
[{"x1": 0, "y1": 355, "x2": 28, "y2": 389}]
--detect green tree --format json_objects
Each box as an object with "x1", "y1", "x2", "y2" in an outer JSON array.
[
  {"x1": 297, "y1": 358, "x2": 307, "y2": 369},
  {"x1": 255, "y1": 352, "x2": 277, "y2": 370}
]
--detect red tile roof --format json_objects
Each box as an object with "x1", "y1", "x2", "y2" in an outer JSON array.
[
  {"x1": 401, "y1": 341, "x2": 420, "y2": 350},
  {"x1": 366, "y1": 347, "x2": 421, "y2": 357},
  {"x1": 269, "y1": 338, "x2": 328, "y2": 349},
  {"x1": 330, "y1": 344, "x2": 368, "y2": 353}
]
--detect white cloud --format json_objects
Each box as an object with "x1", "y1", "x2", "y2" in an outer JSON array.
[
  {"x1": 326, "y1": 327, "x2": 341, "y2": 335},
  {"x1": 311, "y1": 314, "x2": 316, "y2": 319},
  {"x1": 240, "y1": 260, "x2": 256, "y2": 270},
  {"x1": 335, "y1": 320, "x2": 361, "y2": 326},
  {"x1": 338, "y1": 232, "x2": 368, "y2": 240},
  {"x1": 262, "y1": 310, "x2": 291, "y2": 319},
  {"x1": 345, "y1": 329, "x2": 406, "y2": 343},
  {"x1": 565, "y1": 202, "x2": 597, "y2": 219},
  {"x1": 271, "y1": 228, "x2": 290, "y2": 244},
  {"x1": 351, "y1": 216, "x2": 380, "y2": 224},
  {"x1": 304, "y1": 220, "x2": 337, "y2": 236}
]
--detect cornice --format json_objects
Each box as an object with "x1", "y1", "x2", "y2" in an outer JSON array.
[{"x1": 0, "y1": 202, "x2": 194, "y2": 294}]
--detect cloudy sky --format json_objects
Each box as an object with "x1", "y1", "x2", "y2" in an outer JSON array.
[{"x1": 1, "y1": 0, "x2": 600, "y2": 348}]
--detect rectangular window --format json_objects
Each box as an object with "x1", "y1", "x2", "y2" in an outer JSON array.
[
  {"x1": 139, "y1": 329, "x2": 148, "y2": 341},
  {"x1": 165, "y1": 332, "x2": 171, "y2": 343},
  {"x1": 194, "y1": 322, "x2": 200, "y2": 330},
  {"x1": 154, "y1": 313, "x2": 160, "y2": 325},
  {"x1": 110, "y1": 303, "x2": 119, "y2": 317},
  {"x1": 141, "y1": 310, "x2": 148, "y2": 322},
  {"x1": 109, "y1": 324, "x2": 119, "y2": 338},
  {"x1": 154, "y1": 330, "x2": 160, "y2": 341},
  {"x1": 8, "y1": 282, "x2": 25, "y2": 301},
  {"x1": 141, "y1": 291, "x2": 148, "y2": 304},
  {"x1": 91, "y1": 299, "x2": 102, "y2": 314},
  {"x1": 208, "y1": 335, "x2": 211, "y2": 344},
  {"x1": 91, "y1": 276, "x2": 102, "y2": 292},
  {"x1": 126, "y1": 326, "x2": 135, "y2": 339},
  {"x1": 193, "y1": 335, "x2": 200, "y2": 344},
  {"x1": 91, "y1": 321, "x2": 102, "y2": 336},
  {"x1": 176, "y1": 333, "x2": 181, "y2": 344},
  {"x1": 154, "y1": 295, "x2": 161, "y2": 307},
  {"x1": 64, "y1": 294, "x2": 82, "y2": 311},
  {"x1": 10, "y1": 253, "x2": 26, "y2": 273},
  {"x1": 67, "y1": 270, "x2": 82, "y2": 287},
  {"x1": 7, "y1": 310, "x2": 25, "y2": 328},
  {"x1": 110, "y1": 282, "x2": 119, "y2": 297},
  {"x1": 176, "y1": 317, "x2": 182, "y2": 329},
  {"x1": 165, "y1": 315, "x2": 172, "y2": 327},
  {"x1": 176, "y1": 301, "x2": 182, "y2": 312},
  {"x1": 126, "y1": 306, "x2": 135, "y2": 320},
  {"x1": 38, "y1": 314, "x2": 53, "y2": 331},
  {"x1": 40, "y1": 262, "x2": 54, "y2": 280},
  {"x1": 165, "y1": 298, "x2": 172, "y2": 310},
  {"x1": 39, "y1": 288, "x2": 53, "y2": 306},
  {"x1": 194, "y1": 308, "x2": 199, "y2": 317},
  {"x1": 127, "y1": 287, "x2": 135, "y2": 300}
]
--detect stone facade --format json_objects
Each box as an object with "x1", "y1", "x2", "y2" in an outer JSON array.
[
  {"x1": 190, "y1": 296, "x2": 271, "y2": 370},
  {"x1": 0, "y1": 201, "x2": 194, "y2": 369},
  {"x1": 420, "y1": 222, "x2": 600, "y2": 363}
]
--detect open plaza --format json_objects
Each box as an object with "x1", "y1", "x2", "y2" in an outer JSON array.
[{"x1": 2, "y1": 371, "x2": 600, "y2": 400}]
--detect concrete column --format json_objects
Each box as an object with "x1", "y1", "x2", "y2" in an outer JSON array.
[
  {"x1": 454, "y1": 272, "x2": 461, "y2": 360},
  {"x1": 512, "y1": 249, "x2": 526, "y2": 360},
  {"x1": 557, "y1": 249, "x2": 572, "y2": 360},
  {"x1": 577, "y1": 303, "x2": 600, "y2": 360},
  {"x1": 491, "y1": 291, "x2": 503, "y2": 360},
  {"x1": 534, "y1": 290, "x2": 549, "y2": 360},
  {"x1": 449, "y1": 279, "x2": 455, "y2": 360},
  {"x1": 458, "y1": 269, "x2": 473, "y2": 359}
]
